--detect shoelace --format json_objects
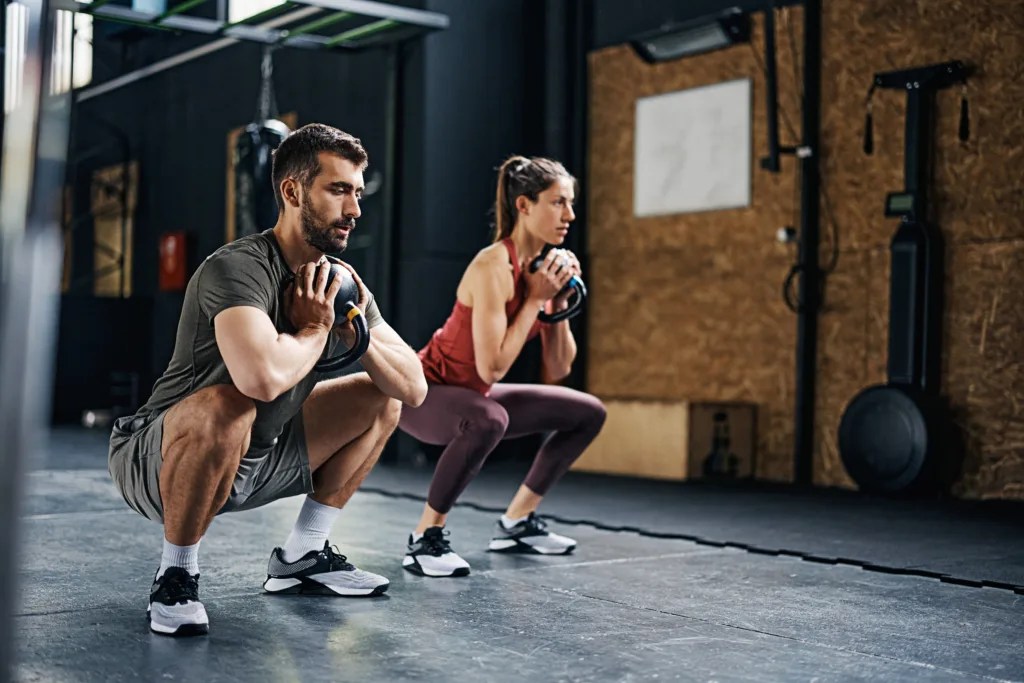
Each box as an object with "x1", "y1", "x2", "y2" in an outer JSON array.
[
  {"x1": 324, "y1": 545, "x2": 356, "y2": 572},
  {"x1": 159, "y1": 570, "x2": 200, "y2": 605},
  {"x1": 521, "y1": 513, "x2": 549, "y2": 536},
  {"x1": 419, "y1": 530, "x2": 453, "y2": 557}
]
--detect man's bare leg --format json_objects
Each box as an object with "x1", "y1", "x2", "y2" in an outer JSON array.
[
  {"x1": 160, "y1": 384, "x2": 256, "y2": 546},
  {"x1": 264, "y1": 373, "x2": 401, "y2": 596},
  {"x1": 149, "y1": 384, "x2": 255, "y2": 637}
]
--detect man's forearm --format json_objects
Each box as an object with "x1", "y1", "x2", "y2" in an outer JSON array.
[
  {"x1": 359, "y1": 338, "x2": 428, "y2": 406},
  {"x1": 262, "y1": 326, "x2": 330, "y2": 398}
]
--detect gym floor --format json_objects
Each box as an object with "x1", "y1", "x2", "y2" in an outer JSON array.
[{"x1": 14, "y1": 427, "x2": 1024, "y2": 683}]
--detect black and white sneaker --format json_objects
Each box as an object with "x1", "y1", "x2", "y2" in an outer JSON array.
[
  {"x1": 263, "y1": 541, "x2": 390, "y2": 596},
  {"x1": 488, "y1": 512, "x2": 576, "y2": 555},
  {"x1": 402, "y1": 526, "x2": 471, "y2": 577},
  {"x1": 148, "y1": 567, "x2": 209, "y2": 637}
]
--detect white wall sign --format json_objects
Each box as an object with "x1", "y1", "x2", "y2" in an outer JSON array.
[{"x1": 634, "y1": 78, "x2": 752, "y2": 217}]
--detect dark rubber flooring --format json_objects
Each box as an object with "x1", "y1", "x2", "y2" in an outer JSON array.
[{"x1": 11, "y1": 427, "x2": 1024, "y2": 682}]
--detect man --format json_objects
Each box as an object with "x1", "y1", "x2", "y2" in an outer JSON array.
[{"x1": 108, "y1": 123, "x2": 427, "y2": 637}]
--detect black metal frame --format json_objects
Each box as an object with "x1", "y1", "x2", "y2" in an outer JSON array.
[
  {"x1": 49, "y1": 0, "x2": 448, "y2": 50},
  {"x1": 791, "y1": 0, "x2": 821, "y2": 487}
]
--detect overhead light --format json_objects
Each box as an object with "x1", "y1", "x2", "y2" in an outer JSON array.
[{"x1": 629, "y1": 8, "x2": 750, "y2": 64}]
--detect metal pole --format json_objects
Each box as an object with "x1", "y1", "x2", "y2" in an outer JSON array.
[
  {"x1": 0, "y1": 0, "x2": 71, "y2": 678},
  {"x1": 761, "y1": 1, "x2": 781, "y2": 173},
  {"x1": 379, "y1": 41, "x2": 399, "y2": 318},
  {"x1": 792, "y1": 0, "x2": 821, "y2": 487},
  {"x1": 563, "y1": 0, "x2": 591, "y2": 394}
]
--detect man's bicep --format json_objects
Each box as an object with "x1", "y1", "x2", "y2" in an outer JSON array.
[{"x1": 213, "y1": 306, "x2": 279, "y2": 385}]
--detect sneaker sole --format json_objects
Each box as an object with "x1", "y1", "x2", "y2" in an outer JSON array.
[
  {"x1": 263, "y1": 577, "x2": 390, "y2": 596},
  {"x1": 487, "y1": 538, "x2": 576, "y2": 555},
  {"x1": 401, "y1": 555, "x2": 471, "y2": 578},
  {"x1": 149, "y1": 619, "x2": 209, "y2": 637}
]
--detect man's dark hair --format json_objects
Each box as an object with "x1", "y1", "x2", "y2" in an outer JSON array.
[{"x1": 271, "y1": 123, "x2": 369, "y2": 212}]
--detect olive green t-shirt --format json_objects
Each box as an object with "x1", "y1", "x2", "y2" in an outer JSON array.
[{"x1": 135, "y1": 229, "x2": 383, "y2": 456}]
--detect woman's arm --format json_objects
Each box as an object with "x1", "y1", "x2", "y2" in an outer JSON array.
[
  {"x1": 471, "y1": 248, "x2": 573, "y2": 384},
  {"x1": 470, "y1": 253, "x2": 544, "y2": 385},
  {"x1": 539, "y1": 297, "x2": 578, "y2": 382}
]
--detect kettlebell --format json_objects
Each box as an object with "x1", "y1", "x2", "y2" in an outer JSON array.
[
  {"x1": 528, "y1": 253, "x2": 588, "y2": 323},
  {"x1": 311, "y1": 262, "x2": 371, "y2": 373}
]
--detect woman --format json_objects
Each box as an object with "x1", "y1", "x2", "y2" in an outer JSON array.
[{"x1": 397, "y1": 155, "x2": 607, "y2": 578}]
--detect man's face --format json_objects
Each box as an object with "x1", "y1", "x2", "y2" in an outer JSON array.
[{"x1": 299, "y1": 152, "x2": 364, "y2": 254}]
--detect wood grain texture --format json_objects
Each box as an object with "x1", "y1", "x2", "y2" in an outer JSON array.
[
  {"x1": 587, "y1": 10, "x2": 803, "y2": 481},
  {"x1": 817, "y1": 0, "x2": 1024, "y2": 498},
  {"x1": 587, "y1": 0, "x2": 1024, "y2": 498}
]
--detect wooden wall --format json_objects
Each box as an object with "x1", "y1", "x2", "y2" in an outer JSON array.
[
  {"x1": 586, "y1": 1, "x2": 1024, "y2": 498},
  {"x1": 816, "y1": 0, "x2": 1024, "y2": 499}
]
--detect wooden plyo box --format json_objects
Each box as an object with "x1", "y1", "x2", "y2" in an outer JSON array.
[{"x1": 572, "y1": 399, "x2": 757, "y2": 481}]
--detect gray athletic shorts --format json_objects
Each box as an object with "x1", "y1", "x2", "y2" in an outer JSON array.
[{"x1": 108, "y1": 408, "x2": 314, "y2": 522}]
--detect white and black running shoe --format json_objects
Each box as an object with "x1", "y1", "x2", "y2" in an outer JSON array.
[
  {"x1": 402, "y1": 526, "x2": 471, "y2": 577},
  {"x1": 488, "y1": 513, "x2": 576, "y2": 555},
  {"x1": 148, "y1": 567, "x2": 209, "y2": 637},
  {"x1": 263, "y1": 541, "x2": 390, "y2": 596}
]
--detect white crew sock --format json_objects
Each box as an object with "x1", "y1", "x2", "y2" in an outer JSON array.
[
  {"x1": 281, "y1": 497, "x2": 340, "y2": 562},
  {"x1": 501, "y1": 513, "x2": 528, "y2": 530},
  {"x1": 158, "y1": 538, "x2": 200, "y2": 579}
]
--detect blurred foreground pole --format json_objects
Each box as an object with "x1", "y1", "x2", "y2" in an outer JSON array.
[{"x1": 1, "y1": 0, "x2": 71, "y2": 679}]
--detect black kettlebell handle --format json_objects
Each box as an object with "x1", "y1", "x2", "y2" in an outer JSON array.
[
  {"x1": 301, "y1": 262, "x2": 371, "y2": 373},
  {"x1": 315, "y1": 302, "x2": 370, "y2": 373},
  {"x1": 528, "y1": 254, "x2": 588, "y2": 323}
]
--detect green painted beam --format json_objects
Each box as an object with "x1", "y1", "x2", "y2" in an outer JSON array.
[
  {"x1": 284, "y1": 10, "x2": 351, "y2": 38},
  {"x1": 324, "y1": 17, "x2": 396, "y2": 46},
  {"x1": 155, "y1": 0, "x2": 209, "y2": 21}
]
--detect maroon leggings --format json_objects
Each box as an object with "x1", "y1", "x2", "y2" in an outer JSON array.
[{"x1": 398, "y1": 383, "x2": 607, "y2": 514}]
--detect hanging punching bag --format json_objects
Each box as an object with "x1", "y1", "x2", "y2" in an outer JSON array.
[{"x1": 234, "y1": 118, "x2": 290, "y2": 239}]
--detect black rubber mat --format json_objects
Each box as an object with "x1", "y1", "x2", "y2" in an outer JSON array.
[
  {"x1": 363, "y1": 456, "x2": 1024, "y2": 594},
  {"x1": 16, "y1": 431, "x2": 1024, "y2": 682}
]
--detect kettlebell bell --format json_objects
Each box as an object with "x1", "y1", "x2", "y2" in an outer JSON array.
[
  {"x1": 528, "y1": 253, "x2": 588, "y2": 323},
  {"x1": 311, "y1": 262, "x2": 371, "y2": 373}
]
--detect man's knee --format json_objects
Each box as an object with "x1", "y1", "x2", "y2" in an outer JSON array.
[{"x1": 378, "y1": 397, "x2": 402, "y2": 434}]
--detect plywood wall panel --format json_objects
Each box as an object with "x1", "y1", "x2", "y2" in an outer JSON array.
[{"x1": 587, "y1": 0, "x2": 1024, "y2": 498}]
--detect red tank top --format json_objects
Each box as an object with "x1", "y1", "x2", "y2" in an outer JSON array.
[{"x1": 417, "y1": 238, "x2": 543, "y2": 395}]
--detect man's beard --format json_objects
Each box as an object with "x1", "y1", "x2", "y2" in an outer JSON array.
[{"x1": 300, "y1": 197, "x2": 354, "y2": 254}]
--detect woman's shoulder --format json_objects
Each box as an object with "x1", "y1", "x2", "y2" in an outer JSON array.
[
  {"x1": 460, "y1": 242, "x2": 515, "y2": 300},
  {"x1": 469, "y1": 241, "x2": 514, "y2": 275}
]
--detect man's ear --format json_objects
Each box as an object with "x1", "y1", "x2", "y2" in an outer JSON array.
[{"x1": 281, "y1": 178, "x2": 301, "y2": 208}]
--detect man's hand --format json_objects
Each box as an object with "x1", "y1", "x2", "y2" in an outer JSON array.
[
  {"x1": 328, "y1": 259, "x2": 369, "y2": 348},
  {"x1": 284, "y1": 258, "x2": 343, "y2": 333}
]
